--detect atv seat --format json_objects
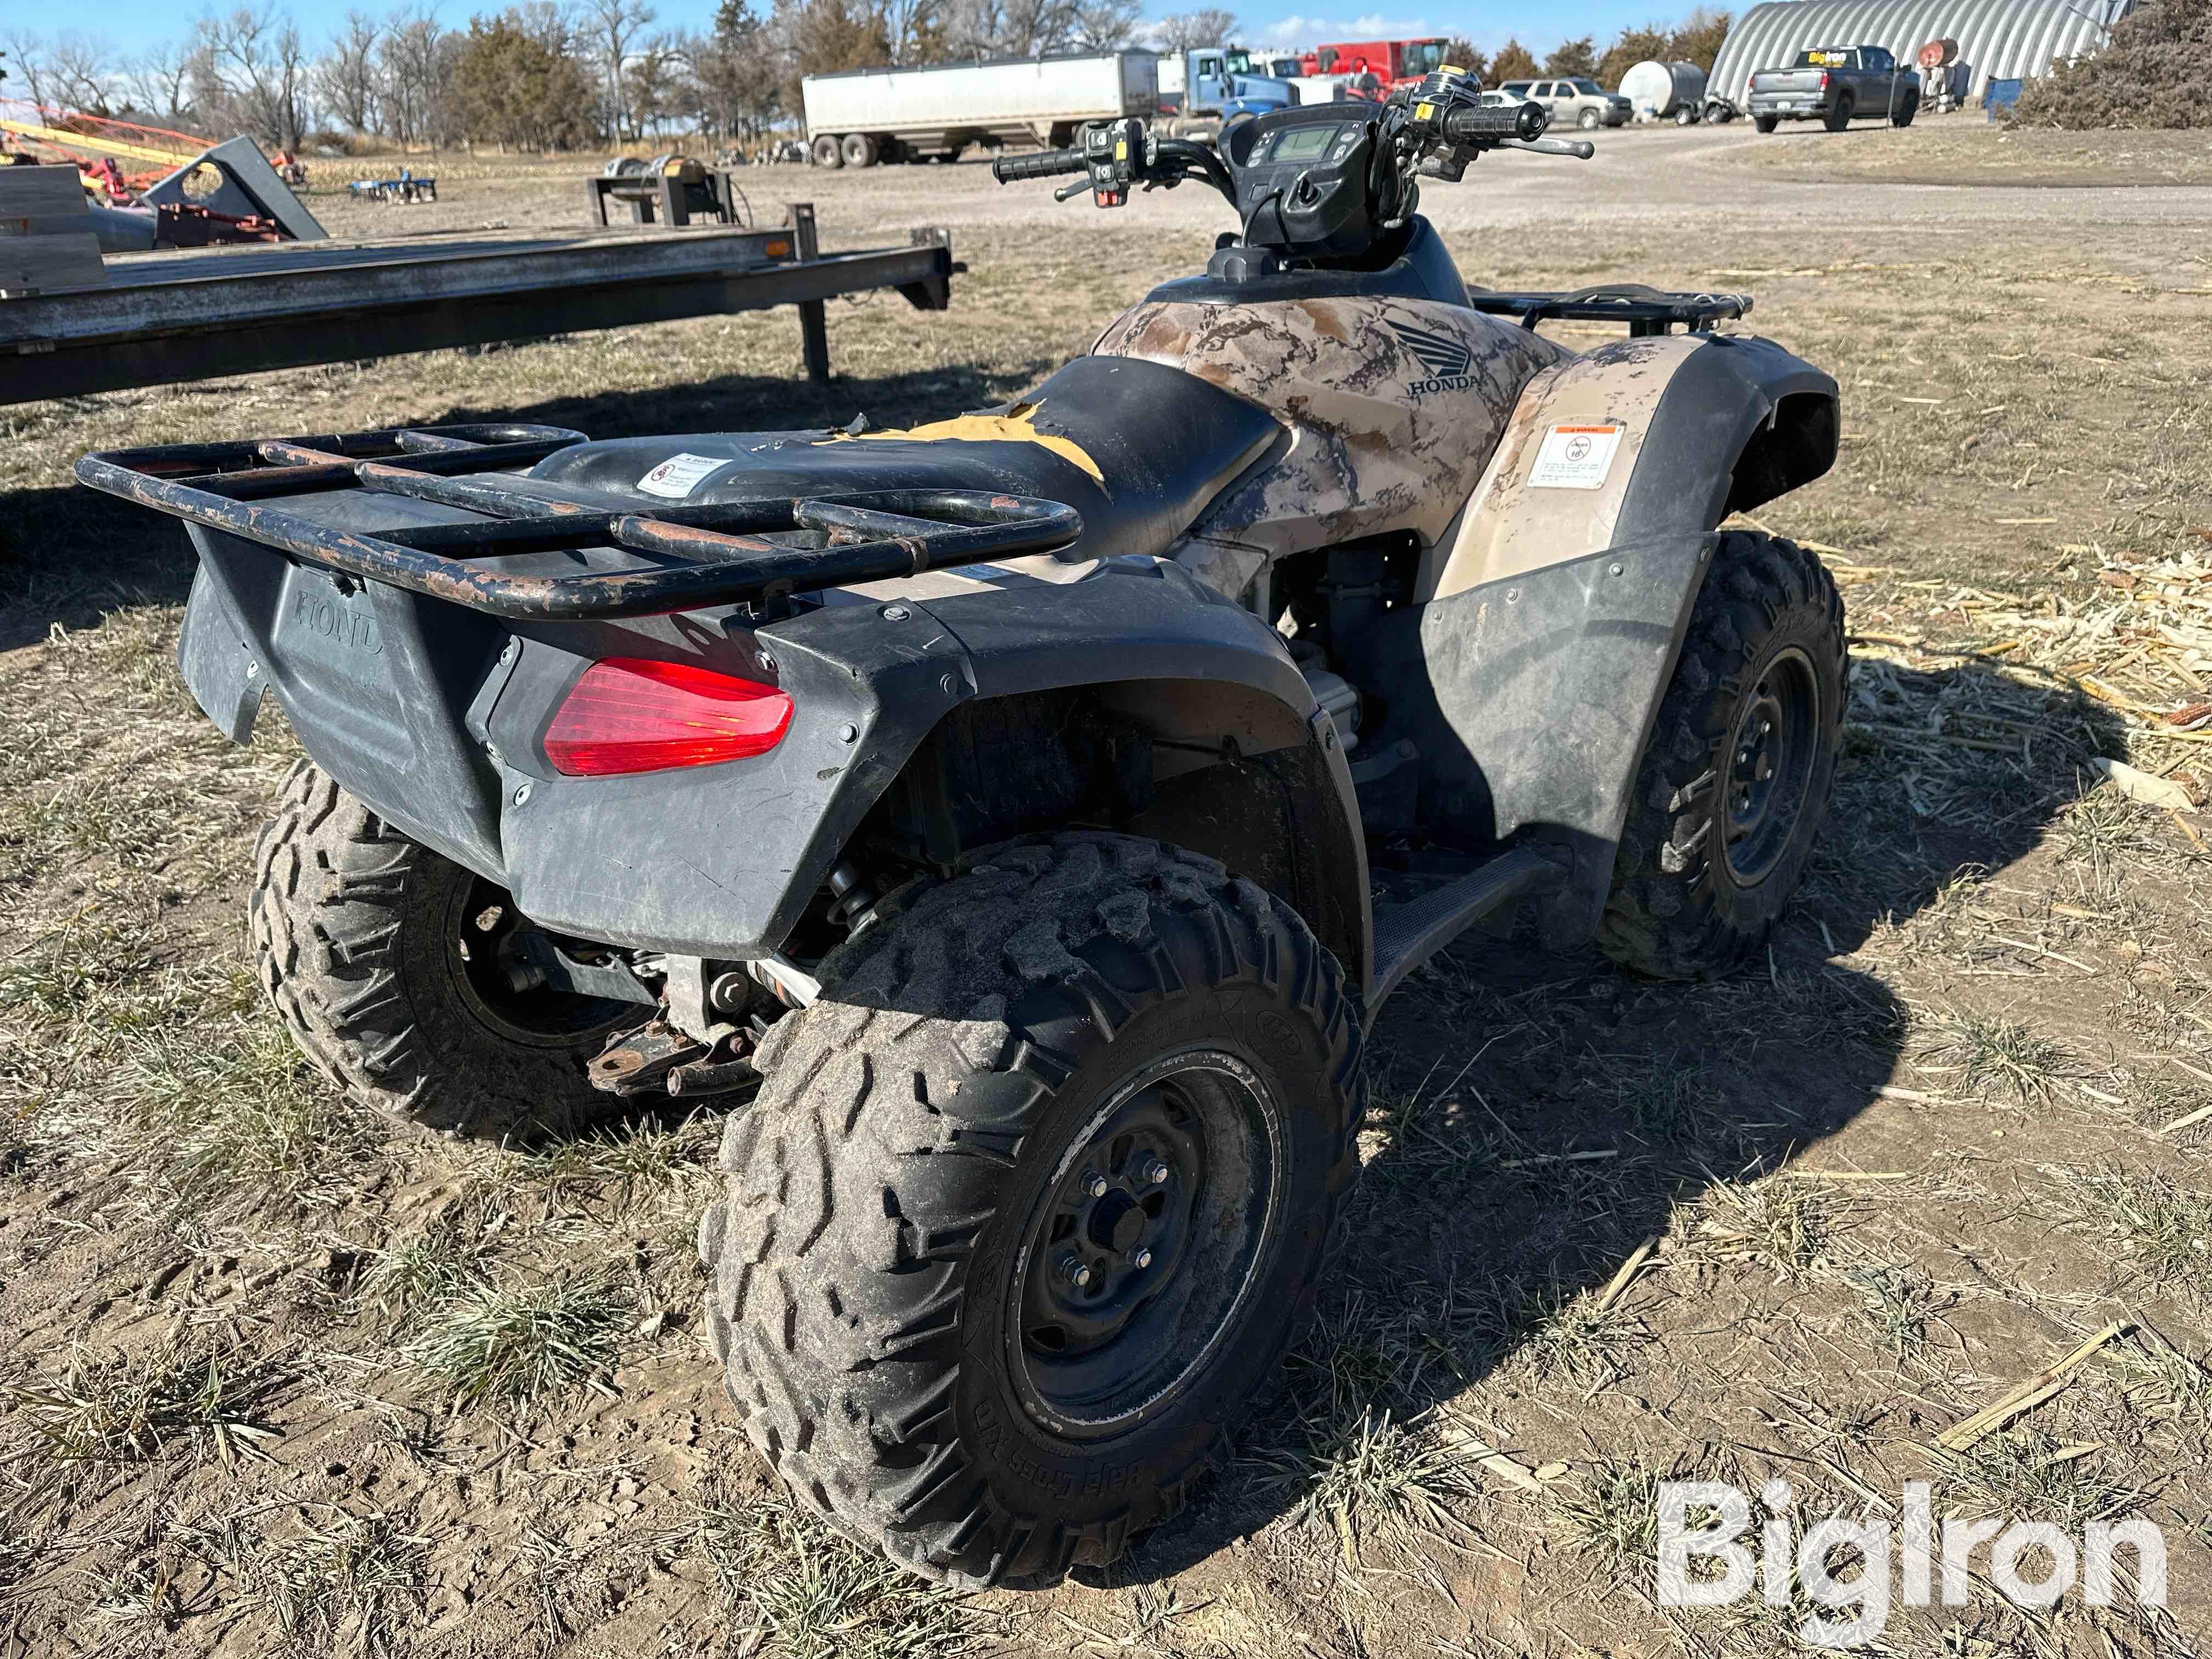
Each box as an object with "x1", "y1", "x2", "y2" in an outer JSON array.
[{"x1": 528, "y1": 355, "x2": 1285, "y2": 566}]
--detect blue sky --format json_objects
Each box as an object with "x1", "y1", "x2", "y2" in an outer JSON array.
[{"x1": 48, "y1": 4, "x2": 1644, "y2": 61}]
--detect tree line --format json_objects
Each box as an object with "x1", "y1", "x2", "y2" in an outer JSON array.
[
  {"x1": 1, "y1": 5, "x2": 1735, "y2": 155},
  {"x1": 1438, "y1": 9, "x2": 1732, "y2": 93}
]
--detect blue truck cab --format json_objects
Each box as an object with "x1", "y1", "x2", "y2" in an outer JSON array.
[{"x1": 1161, "y1": 46, "x2": 1299, "y2": 139}]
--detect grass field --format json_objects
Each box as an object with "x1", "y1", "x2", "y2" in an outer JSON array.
[{"x1": 3, "y1": 119, "x2": 2210, "y2": 1656}]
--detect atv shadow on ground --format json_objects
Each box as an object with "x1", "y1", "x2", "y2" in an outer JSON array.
[
  {"x1": 1075, "y1": 663, "x2": 2126, "y2": 1588},
  {"x1": 0, "y1": 359, "x2": 1051, "y2": 652}
]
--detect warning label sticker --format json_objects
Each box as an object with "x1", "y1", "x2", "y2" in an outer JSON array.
[
  {"x1": 635, "y1": 452, "x2": 729, "y2": 500},
  {"x1": 1528, "y1": 424, "x2": 1625, "y2": 490}
]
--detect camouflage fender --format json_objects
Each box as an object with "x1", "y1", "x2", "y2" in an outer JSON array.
[
  {"x1": 1094, "y1": 296, "x2": 1568, "y2": 570},
  {"x1": 1425, "y1": 331, "x2": 1837, "y2": 599}
]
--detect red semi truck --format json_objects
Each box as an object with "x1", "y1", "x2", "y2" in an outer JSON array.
[{"x1": 1301, "y1": 38, "x2": 1451, "y2": 93}]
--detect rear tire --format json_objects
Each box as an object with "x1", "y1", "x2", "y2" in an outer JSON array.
[
  {"x1": 251, "y1": 760, "x2": 638, "y2": 1138},
  {"x1": 842, "y1": 132, "x2": 878, "y2": 167},
  {"x1": 1754, "y1": 114, "x2": 1780, "y2": 133},
  {"x1": 1598, "y1": 533, "x2": 1846, "y2": 980},
  {"x1": 1675, "y1": 105, "x2": 1697, "y2": 125},
  {"x1": 1824, "y1": 95, "x2": 1854, "y2": 131},
  {"x1": 699, "y1": 834, "x2": 1362, "y2": 1584},
  {"x1": 812, "y1": 134, "x2": 844, "y2": 168},
  {"x1": 1578, "y1": 106, "x2": 1601, "y2": 129}
]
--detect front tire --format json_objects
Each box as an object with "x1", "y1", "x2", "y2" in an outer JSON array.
[
  {"x1": 1598, "y1": 532, "x2": 1846, "y2": 980},
  {"x1": 250, "y1": 761, "x2": 639, "y2": 1137},
  {"x1": 1578, "y1": 106, "x2": 1602, "y2": 130},
  {"x1": 699, "y1": 834, "x2": 1362, "y2": 1583},
  {"x1": 1891, "y1": 92, "x2": 1919, "y2": 127}
]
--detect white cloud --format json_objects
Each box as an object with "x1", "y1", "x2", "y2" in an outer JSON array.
[{"x1": 1247, "y1": 14, "x2": 1436, "y2": 47}]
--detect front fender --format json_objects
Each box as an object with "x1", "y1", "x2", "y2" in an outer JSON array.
[
  {"x1": 1425, "y1": 330, "x2": 1836, "y2": 600},
  {"x1": 1380, "y1": 329, "x2": 1837, "y2": 945}
]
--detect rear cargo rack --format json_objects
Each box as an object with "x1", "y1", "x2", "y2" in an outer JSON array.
[
  {"x1": 76, "y1": 422, "x2": 1084, "y2": 621},
  {"x1": 1466, "y1": 285, "x2": 1752, "y2": 337}
]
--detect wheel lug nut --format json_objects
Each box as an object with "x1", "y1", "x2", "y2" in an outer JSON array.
[
  {"x1": 1083, "y1": 1172, "x2": 1108, "y2": 1199},
  {"x1": 1143, "y1": 1159, "x2": 1169, "y2": 1186},
  {"x1": 1057, "y1": 1252, "x2": 1093, "y2": 1289},
  {"x1": 1128, "y1": 1247, "x2": 1153, "y2": 1269}
]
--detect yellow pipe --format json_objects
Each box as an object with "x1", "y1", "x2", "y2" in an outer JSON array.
[{"x1": 0, "y1": 118, "x2": 197, "y2": 168}]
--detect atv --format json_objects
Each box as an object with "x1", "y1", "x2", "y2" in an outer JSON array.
[{"x1": 81, "y1": 70, "x2": 1846, "y2": 1587}]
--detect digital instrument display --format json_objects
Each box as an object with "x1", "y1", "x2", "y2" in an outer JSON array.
[{"x1": 1273, "y1": 124, "x2": 1339, "y2": 159}]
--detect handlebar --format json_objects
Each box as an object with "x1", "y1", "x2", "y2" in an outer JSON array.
[
  {"x1": 1442, "y1": 101, "x2": 1549, "y2": 144},
  {"x1": 991, "y1": 148, "x2": 1088, "y2": 183}
]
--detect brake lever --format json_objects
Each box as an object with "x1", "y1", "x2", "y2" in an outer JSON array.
[{"x1": 1500, "y1": 136, "x2": 1595, "y2": 159}]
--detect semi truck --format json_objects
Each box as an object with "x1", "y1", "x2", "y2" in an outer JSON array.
[
  {"x1": 1153, "y1": 46, "x2": 1299, "y2": 138},
  {"x1": 800, "y1": 50, "x2": 1159, "y2": 167},
  {"x1": 1303, "y1": 38, "x2": 1452, "y2": 94}
]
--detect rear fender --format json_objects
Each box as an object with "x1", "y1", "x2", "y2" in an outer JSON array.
[
  {"x1": 895, "y1": 563, "x2": 1372, "y2": 991},
  {"x1": 493, "y1": 557, "x2": 1369, "y2": 979},
  {"x1": 1374, "y1": 331, "x2": 1836, "y2": 945}
]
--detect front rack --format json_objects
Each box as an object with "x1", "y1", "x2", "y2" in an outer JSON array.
[
  {"x1": 1466, "y1": 285, "x2": 1752, "y2": 337},
  {"x1": 76, "y1": 423, "x2": 1085, "y2": 621}
]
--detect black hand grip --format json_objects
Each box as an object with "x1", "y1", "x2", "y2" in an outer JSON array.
[
  {"x1": 1443, "y1": 100, "x2": 1548, "y2": 143},
  {"x1": 992, "y1": 148, "x2": 1088, "y2": 183}
]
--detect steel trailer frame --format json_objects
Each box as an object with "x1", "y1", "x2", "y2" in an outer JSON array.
[{"x1": 1, "y1": 204, "x2": 955, "y2": 405}]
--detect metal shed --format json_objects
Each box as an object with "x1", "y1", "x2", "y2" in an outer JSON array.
[{"x1": 1707, "y1": 0, "x2": 2134, "y2": 109}]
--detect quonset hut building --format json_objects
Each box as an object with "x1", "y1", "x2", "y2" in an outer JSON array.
[{"x1": 1705, "y1": 0, "x2": 2135, "y2": 112}]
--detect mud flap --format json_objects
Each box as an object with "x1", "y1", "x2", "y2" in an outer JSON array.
[
  {"x1": 1364, "y1": 530, "x2": 1718, "y2": 948},
  {"x1": 178, "y1": 569, "x2": 266, "y2": 743}
]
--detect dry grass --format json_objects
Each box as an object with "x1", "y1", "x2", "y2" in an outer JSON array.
[
  {"x1": 2, "y1": 1336, "x2": 285, "y2": 1465},
  {"x1": 1, "y1": 127, "x2": 2209, "y2": 1656},
  {"x1": 697, "y1": 1475, "x2": 975, "y2": 1659},
  {"x1": 402, "y1": 1269, "x2": 633, "y2": 1406}
]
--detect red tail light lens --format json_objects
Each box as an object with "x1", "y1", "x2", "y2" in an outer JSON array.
[
  {"x1": 1819, "y1": 70, "x2": 1830, "y2": 89},
  {"x1": 543, "y1": 657, "x2": 793, "y2": 777}
]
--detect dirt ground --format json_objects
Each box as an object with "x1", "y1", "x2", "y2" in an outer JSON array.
[{"x1": 4, "y1": 116, "x2": 2211, "y2": 1657}]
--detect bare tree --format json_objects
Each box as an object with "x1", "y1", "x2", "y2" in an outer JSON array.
[
  {"x1": 584, "y1": 0, "x2": 655, "y2": 140},
  {"x1": 123, "y1": 41, "x2": 198, "y2": 123},
  {"x1": 43, "y1": 33, "x2": 120, "y2": 116},
  {"x1": 690, "y1": 0, "x2": 781, "y2": 139},
  {"x1": 195, "y1": 6, "x2": 312, "y2": 146},
  {"x1": 624, "y1": 30, "x2": 686, "y2": 136},
  {"x1": 1069, "y1": 0, "x2": 1140, "y2": 49},
  {"x1": 1152, "y1": 10, "x2": 1238, "y2": 51},
  {"x1": 0, "y1": 29, "x2": 54, "y2": 112},
  {"x1": 377, "y1": 5, "x2": 451, "y2": 147},
  {"x1": 316, "y1": 12, "x2": 382, "y2": 133}
]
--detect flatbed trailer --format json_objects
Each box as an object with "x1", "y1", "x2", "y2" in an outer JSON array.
[{"x1": 0, "y1": 205, "x2": 955, "y2": 405}]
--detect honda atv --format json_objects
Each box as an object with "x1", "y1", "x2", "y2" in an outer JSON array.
[{"x1": 81, "y1": 71, "x2": 1846, "y2": 1586}]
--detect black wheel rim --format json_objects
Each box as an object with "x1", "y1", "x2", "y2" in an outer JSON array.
[
  {"x1": 1722, "y1": 645, "x2": 1820, "y2": 888},
  {"x1": 444, "y1": 876, "x2": 639, "y2": 1049},
  {"x1": 1007, "y1": 1049, "x2": 1284, "y2": 1442}
]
